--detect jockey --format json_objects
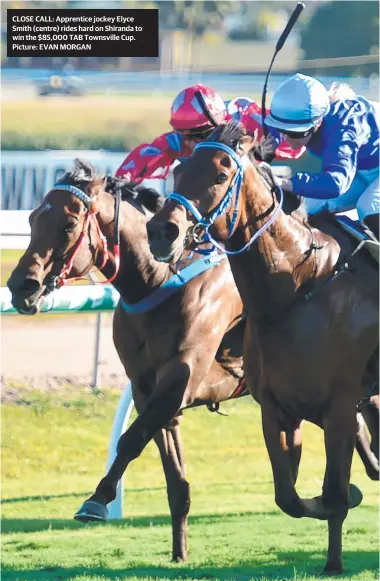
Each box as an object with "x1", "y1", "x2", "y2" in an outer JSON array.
[
  {"x1": 115, "y1": 83, "x2": 305, "y2": 183},
  {"x1": 265, "y1": 73, "x2": 380, "y2": 238}
]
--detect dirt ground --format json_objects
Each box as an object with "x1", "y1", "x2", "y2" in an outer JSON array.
[{"x1": 1, "y1": 312, "x2": 126, "y2": 397}]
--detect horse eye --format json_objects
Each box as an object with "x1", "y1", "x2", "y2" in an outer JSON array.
[
  {"x1": 64, "y1": 222, "x2": 77, "y2": 233},
  {"x1": 215, "y1": 172, "x2": 228, "y2": 185}
]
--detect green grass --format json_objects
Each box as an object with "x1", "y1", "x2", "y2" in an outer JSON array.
[
  {"x1": 2, "y1": 92, "x2": 265, "y2": 151},
  {"x1": 2, "y1": 388, "x2": 378, "y2": 581},
  {"x1": 1, "y1": 95, "x2": 172, "y2": 151},
  {"x1": 2, "y1": 249, "x2": 23, "y2": 286}
]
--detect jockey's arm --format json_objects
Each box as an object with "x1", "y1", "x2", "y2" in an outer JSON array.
[
  {"x1": 115, "y1": 132, "x2": 185, "y2": 182},
  {"x1": 290, "y1": 112, "x2": 365, "y2": 199}
]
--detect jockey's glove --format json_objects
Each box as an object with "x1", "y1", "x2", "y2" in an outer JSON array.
[
  {"x1": 253, "y1": 134, "x2": 277, "y2": 164},
  {"x1": 274, "y1": 175, "x2": 293, "y2": 192}
]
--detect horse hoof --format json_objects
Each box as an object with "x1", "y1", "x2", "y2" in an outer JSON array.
[
  {"x1": 366, "y1": 468, "x2": 380, "y2": 481},
  {"x1": 348, "y1": 484, "x2": 363, "y2": 509},
  {"x1": 172, "y1": 555, "x2": 186, "y2": 563},
  {"x1": 74, "y1": 500, "x2": 109, "y2": 522},
  {"x1": 323, "y1": 562, "x2": 343, "y2": 575}
]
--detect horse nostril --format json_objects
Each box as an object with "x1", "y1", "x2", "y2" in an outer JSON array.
[
  {"x1": 165, "y1": 222, "x2": 180, "y2": 244},
  {"x1": 147, "y1": 221, "x2": 179, "y2": 245},
  {"x1": 146, "y1": 221, "x2": 159, "y2": 241},
  {"x1": 20, "y1": 278, "x2": 41, "y2": 295}
]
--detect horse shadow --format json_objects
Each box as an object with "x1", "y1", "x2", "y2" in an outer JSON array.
[
  {"x1": 2, "y1": 508, "x2": 282, "y2": 534},
  {"x1": 2, "y1": 505, "x2": 378, "y2": 579},
  {"x1": 1, "y1": 550, "x2": 379, "y2": 581}
]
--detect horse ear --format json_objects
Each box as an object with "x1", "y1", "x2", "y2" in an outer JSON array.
[
  {"x1": 136, "y1": 187, "x2": 165, "y2": 213},
  {"x1": 87, "y1": 175, "x2": 107, "y2": 197}
]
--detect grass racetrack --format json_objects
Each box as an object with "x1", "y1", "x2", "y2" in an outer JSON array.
[
  {"x1": 2, "y1": 388, "x2": 378, "y2": 581},
  {"x1": 1, "y1": 95, "x2": 172, "y2": 151},
  {"x1": 1, "y1": 92, "x2": 261, "y2": 151}
]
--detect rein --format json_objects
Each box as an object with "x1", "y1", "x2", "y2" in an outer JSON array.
[
  {"x1": 166, "y1": 141, "x2": 284, "y2": 255},
  {"x1": 49, "y1": 183, "x2": 121, "y2": 288}
]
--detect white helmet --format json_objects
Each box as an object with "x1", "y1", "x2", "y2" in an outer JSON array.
[{"x1": 265, "y1": 73, "x2": 330, "y2": 133}]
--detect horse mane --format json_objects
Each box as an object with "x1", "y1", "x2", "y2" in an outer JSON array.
[
  {"x1": 207, "y1": 124, "x2": 308, "y2": 222},
  {"x1": 254, "y1": 160, "x2": 308, "y2": 221},
  {"x1": 57, "y1": 159, "x2": 165, "y2": 214},
  {"x1": 207, "y1": 120, "x2": 246, "y2": 150}
]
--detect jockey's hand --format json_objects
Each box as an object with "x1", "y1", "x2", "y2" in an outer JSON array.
[
  {"x1": 115, "y1": 169, "x2": 133, "y2": 181},
  {"x1": 253, "y1": 133, "x2": 278, "y2": 164},
  {"x1": 274, "y1": 176, "x2": 293, "y2": 192}
]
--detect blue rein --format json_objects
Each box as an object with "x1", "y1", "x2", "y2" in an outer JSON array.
[{"x1": 166, "y1": 141, "x2": 283, "y2": 256}]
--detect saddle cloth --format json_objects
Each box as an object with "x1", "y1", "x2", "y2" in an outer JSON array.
[{"x1": 335, "y1": 210, "x2": 379, "y2": 264}]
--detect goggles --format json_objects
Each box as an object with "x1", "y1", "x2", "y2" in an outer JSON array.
[
  {"x1": 279, "y1": 127, "x2": 315, "y2": 139},
  {"x1": 177, "y1": 126, "x2": 215, "y2": 141}
]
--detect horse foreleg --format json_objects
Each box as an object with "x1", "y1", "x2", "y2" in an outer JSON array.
[
  {"x1": 77, "y1": 361, "x2": 191, "y2": 513},
  {"x1": 283, "y1": 422, "x2": 302, "y2": 485},
  {"x1": 155, "y1": 420, "x2": 190, "y2": 562},
  {"x1": 322, "y1": 399, "x2": 361, "y2": 574},
  {"x1": 136, "y1": 390, "x2": 191, "y2": 562},
  {"x1": 356, "y1": 412, "x2": 379, "y2": 480},
  {"x1": 261, "y1": 397, "x2": 305, "y2": 518}
]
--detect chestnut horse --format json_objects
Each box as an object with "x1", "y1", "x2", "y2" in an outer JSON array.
[
  {"x1": 146, "y1": 123, "x2": 379, "y2": 574},
  {"x1": 7, "y1": 159, "x2": 250, "y2": 562}
]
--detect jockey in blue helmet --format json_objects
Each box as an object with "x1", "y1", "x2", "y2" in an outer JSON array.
[{"x1": 265, "y1": 73, "x2": 379, "y2": 238}]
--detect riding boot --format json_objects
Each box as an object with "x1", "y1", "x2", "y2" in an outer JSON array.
[{"x1": 363, "y1": 213, "x2": 379, "y2": 241}]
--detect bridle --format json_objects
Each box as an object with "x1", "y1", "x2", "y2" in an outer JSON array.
[
  {"x1": 166, "y1": 141, "x2": 284, "y2": 256},
  {"x1": 45, "y1": 182, "x2": 121, "y2": 290}
]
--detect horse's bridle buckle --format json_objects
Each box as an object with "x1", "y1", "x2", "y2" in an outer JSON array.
[{"x1": 187, "y1": 222, "x2": 207, "y2": 245}]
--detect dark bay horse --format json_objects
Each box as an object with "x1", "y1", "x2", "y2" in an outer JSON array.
[
  {"x1": 146, "y1": 123, "x2": 379, "y2": 574},
  {"x1": 7, "y1": 159, "x2": 249, "y2": 562}
]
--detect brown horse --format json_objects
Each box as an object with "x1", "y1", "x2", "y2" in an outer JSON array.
[
  {"x1": 146, "y1": 122, "x2": 379, "y2": 574},
  {"x1": 7, "y1": 157, "x2": 377, "y2": 565},
  {"x1": 7, "y1": 158, "x2": 250, "y2": 562}
]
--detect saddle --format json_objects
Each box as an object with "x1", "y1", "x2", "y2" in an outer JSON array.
[
  {"x1": 334, "y1": 211, "x2": 379, "y2": 264},
  {"x1": 256, "y1": 163, "x2": 379, "y2": 264}
]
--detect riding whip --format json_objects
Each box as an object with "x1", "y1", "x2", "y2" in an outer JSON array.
[{"x1": 261, "y1": 2, "x2": 305, "y2": 136}]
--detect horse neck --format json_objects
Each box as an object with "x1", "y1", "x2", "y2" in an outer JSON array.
[
  {"x1": 96, "y1": 192, "x2": 172, "y2": 303},
  {"x1": 228, "y1": 165, "x2": 318, "y2": 323}
]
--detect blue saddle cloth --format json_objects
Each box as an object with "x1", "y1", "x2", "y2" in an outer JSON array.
[
  {"x1": 334, "y1": 214, "x2": 379, "y2": 263},
  {"x1": 121, "y1": 252, "x2": 227, "y2": 315},
  {"x1": 334, "y1": 215, "x2": 371, "y2": 241}
]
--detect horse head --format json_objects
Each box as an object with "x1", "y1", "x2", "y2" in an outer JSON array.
[
  {"x1": 7, "y1": 158, "x2": 154, "y2": 314},
  {"x1": 146, "y1": 121, "x2": 260, "y2": 263}
]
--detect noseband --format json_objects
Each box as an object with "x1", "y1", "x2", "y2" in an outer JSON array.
[
  {"x1": 47, "y1": 183, "x2": 121, "y2": 289},
  {"x1": 166, "y1": 142, "x2": 284, "y2": 256}
]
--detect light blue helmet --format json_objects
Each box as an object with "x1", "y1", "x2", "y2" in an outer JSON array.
[{"x1": 265, "y1": 73, "x2": 330, "y2": 133}]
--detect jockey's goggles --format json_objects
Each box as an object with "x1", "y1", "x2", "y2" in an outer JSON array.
[
  {"x1": 177, "y1": 126, "x2": 215, "y2": 141},
  {"x1": 279, "y1": 127, "x2": 315, "y2": 139}
]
